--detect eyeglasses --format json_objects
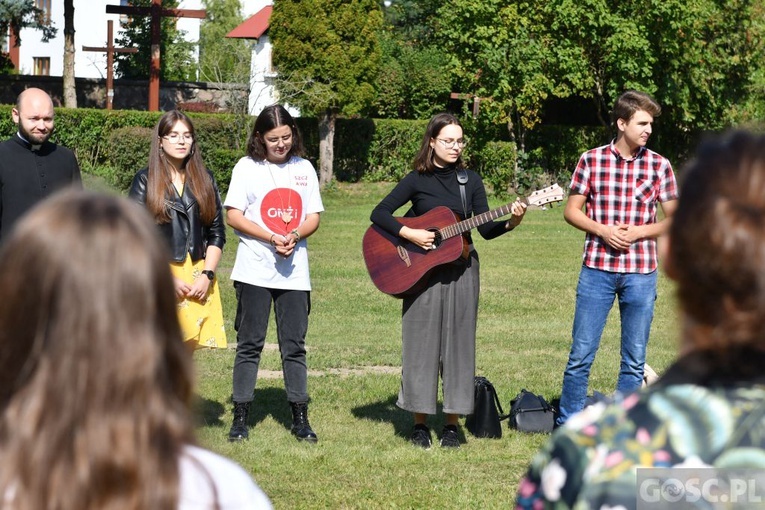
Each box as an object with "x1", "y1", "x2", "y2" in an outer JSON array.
[
  {"x1": 436, "y1": 138, "x2": 467, "y2": 149},
  {"x1": 162, "y1": 133, "x2": 194, "y2": 143}
]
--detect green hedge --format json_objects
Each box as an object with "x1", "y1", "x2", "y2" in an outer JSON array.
[
  {"x1": 101, "y1": 125, "x2": 242, "y2": 194},
  {"x1": 525, "y1": 125, "x2": 609, "y2": 187},
  {"x1": 476, "y1": 141, "x2": 517, "y2": 197},
  {"x1": 0, "y1": 106, "x2": 249, "y2": 193},
  {"x1": 102, "y1": 126, "x2": 152, "y2": 191},
  {"x1": 335, "y1": 118, "x2": 427, "y2": 182},
  {"x1": 0, "y1": 105, "x2": 618, "y2": 196}
]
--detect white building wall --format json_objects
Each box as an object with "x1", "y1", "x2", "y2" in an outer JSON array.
[
  {"x1": 17, "y1": 0, "x2": 204, "y2": 79},
  {"x1": 16, "y1": 0, "x2": 66, "y2": 76},
  {"x1": 14, "y1": 0, "x2": 293, "y2": 115},
  {"x1": 240, "y1": 1, "x2": 298, "y2": 116},
  {"x1": 248, "y1": 33, "x2": 274, "y2": 114}
]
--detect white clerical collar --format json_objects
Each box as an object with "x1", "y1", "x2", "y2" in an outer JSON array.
[{"x1": 17, "y1": 132, "x2": 41, "y2": 151}]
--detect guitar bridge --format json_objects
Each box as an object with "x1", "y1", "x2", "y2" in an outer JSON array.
[{"x1": 396, "y1": 245, "x2": 412, "y2": 267}]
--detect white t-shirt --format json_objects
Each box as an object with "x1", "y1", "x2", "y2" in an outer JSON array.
[
  {"x1": 179, "y1": 445, "x2": 273, "y2": 509},
  {"x1": 224, "y1": 156, "x2": 324, "y2": 291},
  {"x1": 2, "y1": 445, "x2": 272, "y2": 509}
]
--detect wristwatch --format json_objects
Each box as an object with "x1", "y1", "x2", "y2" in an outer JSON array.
[{"x1": 201, "y1": 270, "x2": 215, "y2": 281}]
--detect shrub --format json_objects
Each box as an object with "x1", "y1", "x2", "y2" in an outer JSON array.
[
  {"x1": 103, "y1": 126, "x2": 152, "y2": 191},
  {"x1": 525, "y1": 125, "x2": 609, "y2": 185},
  {"x1": 334, "y1": 118, "x2": 376, "y2": 182},
  {"x1": 205, "y1": 148, "x2": 241, "y2": 194},
  {"x1": 0, "y1": 106, "x2": 14, "y2": 138},
  {"x1": 0, "y1": 105, "x2": 656, "y2": 198},
  {"x1": 359, "y1": 119, "x2": 426, "y2": 182},
  {"x1": 476, "y1": 141, "x2": 517, "y2": 197}
]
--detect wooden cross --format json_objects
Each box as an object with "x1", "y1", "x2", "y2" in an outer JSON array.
[
  {"x1": 450, "y1": 93, "x2": 491, "y2": 118},
  {"x1": 82, "y1": 20, "x2": 138, "y2": 110},
  {"x1": 106, "y1": 0, "x2": 206, "y2": 111}
]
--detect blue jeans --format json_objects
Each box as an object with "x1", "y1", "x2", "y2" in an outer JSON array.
[
  {"x1": 231, "y1": 282, "x2": 310, "y2": 404},
  {"x1": 556, "y1": 265, "x2": 657, "y2": 425}
]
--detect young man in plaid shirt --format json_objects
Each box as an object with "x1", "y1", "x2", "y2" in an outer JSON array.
[{"x1": 556, "y1": 90, "x2": 679, "y2": 426}]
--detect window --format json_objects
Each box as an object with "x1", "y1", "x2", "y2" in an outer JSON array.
[
  {"x1": 35, "y1": 0, "x2": 51, "y2": 23},
  {"x1": 33, "y1": 57, "x2": 50, "y2": 76}
]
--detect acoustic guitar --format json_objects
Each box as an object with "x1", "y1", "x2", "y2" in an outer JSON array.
[{"x1": 362, "y1": 184, "x2": 564, "y2": 297}]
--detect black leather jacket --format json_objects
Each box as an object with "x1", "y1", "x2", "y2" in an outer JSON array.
[{"x1": 128, "y1": 168, "x2": 226, "y2": 262}]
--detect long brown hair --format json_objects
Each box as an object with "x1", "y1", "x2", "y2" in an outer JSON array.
[
  {"x1": 669, "y1": 131, "x2": 765, "y2": 353},
  {"x1": 0, "y1": 191, "x2": 197, "y2": 509},
  {"x1": 413, "y1": 113, "x2": 465, "y2": 173},
  {"x1": 146, "y1": 110, "x2": 217, "y2": 225}
]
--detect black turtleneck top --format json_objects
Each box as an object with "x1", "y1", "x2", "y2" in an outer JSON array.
[{"x1": 370, "y1": 165, "x2": 509, "y2": 242}]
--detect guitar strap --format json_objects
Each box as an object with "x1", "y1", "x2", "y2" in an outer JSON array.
[{"x1": 456, "y1": 168, "x2": 469, "y2": 218}]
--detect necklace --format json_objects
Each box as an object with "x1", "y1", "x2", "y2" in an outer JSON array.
[
  {"x1": 266, "y1": 160, "x2": 293, "y2": 224},
  {"x1": 167, "y1": 162, "x2": 185, "y2": 194},
  {"x1": 171, "y1": 171, "x2": 185, "y2": 187}
]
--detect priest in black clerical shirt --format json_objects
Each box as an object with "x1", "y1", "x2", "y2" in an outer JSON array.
[{"x1": 0, "y1": 88, "x2": 82, "y2": 242}]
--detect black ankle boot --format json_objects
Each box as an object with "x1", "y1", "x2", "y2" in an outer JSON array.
[
  {"x1": 289, "y1": 401, "x2": 318, "y2": 443},
  {"x1": 228, "y1": 401, "x2": 250, "y2": 442}
]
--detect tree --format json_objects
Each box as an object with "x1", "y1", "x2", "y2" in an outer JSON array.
[
  {"x1": 199, "y1": 0, "x2": 250, "y2": 88},
  {"x1": 0, "y1": 0, "x2": 57, "y2": 61},
  {"x1": 434, "y1": 1, "x2": 554, "y2": 159},
  {"x1": 114, "y1": 0, "x2": 196, "y2": 81},
  {"x1": 430, "y1": 0, "x2": 765, "y2": 168},
  {"x1": 371, "y1": 32, "x2": 452, "y2": 119},
  {"x1": 380, "y1": 0, "x2": 439, "y2": 43},
  {"x1": 372, "y1": 0, "x2": 451, "y2": 119},
  {"x1": 62, "y1": 0, "x2": 76, "y2": 107},
  {"x1": 537, "y1": 0, "x2": 765, "y2": 156},
  {"x1": 270, "y1": 0, "x2": 383, "y2": 185}
]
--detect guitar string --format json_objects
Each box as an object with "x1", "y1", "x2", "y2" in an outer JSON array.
[{"x1": 441, "y1": 185, "x2": 562, "y2": 239}]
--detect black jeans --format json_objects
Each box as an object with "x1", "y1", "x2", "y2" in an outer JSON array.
[{"x1": 231, "y1": 281, "x2": 310, "y2": 403}]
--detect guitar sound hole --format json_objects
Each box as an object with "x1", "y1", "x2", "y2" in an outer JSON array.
[{"x1": 431, "y1": 230, "x2": 442, "y2": 248}]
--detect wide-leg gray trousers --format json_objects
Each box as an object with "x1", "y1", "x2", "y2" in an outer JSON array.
[{"x1": 397, "y1": 251, "x2": 479, "y2": 416}]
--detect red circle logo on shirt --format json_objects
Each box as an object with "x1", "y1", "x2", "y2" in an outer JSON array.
[{"x1": 261, "y1": 188, "x2": 302, "y2": 234}]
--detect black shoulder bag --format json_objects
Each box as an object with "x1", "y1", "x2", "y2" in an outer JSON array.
[
  {"x1": 509, "y1": 389, "x2": 556, "y2": 433},
  {"x1": 466, "y1": 376, "x2": 504, "y2": 438}
]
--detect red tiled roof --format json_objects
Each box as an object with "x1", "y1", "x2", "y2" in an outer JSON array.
[{"x1": 226, "y1": 6, "x2": 272, "y2": 39}]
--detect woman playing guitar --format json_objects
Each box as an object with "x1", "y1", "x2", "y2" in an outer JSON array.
[{"x1": 369, "y1": 113, "x2": 527, "y2": 449}]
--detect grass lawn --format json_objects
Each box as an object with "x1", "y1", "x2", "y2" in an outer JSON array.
[{"x1": 87, "y1": 175, "x2": 681, "y2": 508}]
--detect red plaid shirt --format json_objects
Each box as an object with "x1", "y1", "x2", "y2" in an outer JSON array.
[{"x1": 570, "y1": 142, "x2": 678, "y2": 273}]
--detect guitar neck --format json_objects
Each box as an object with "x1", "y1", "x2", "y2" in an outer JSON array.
[
  {"x1": 436, "y1": 184, "x2": 563, "y2": 240},
  {"x1": 439, "y1": 200, "x2": 521, "y2": 240}
]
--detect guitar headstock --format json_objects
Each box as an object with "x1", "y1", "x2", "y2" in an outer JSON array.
[{"x1": 524, "y1": 184, "x2": 565, "y2": 208}]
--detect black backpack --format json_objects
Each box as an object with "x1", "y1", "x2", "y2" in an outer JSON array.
[
  {"x1": 509, "y1": 389, "x2": 556, "y2": 433},
  {"x1": 465, "y1": 376, "x2": 504, "y2": 438}
]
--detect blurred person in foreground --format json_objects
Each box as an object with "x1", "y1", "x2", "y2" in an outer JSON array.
[
  {"x1": 516, "y1": 131, "x2": 765, "y2": 509},
  {"x1": 0, "y1": 191, "x2": 271, "y2": 509}
]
